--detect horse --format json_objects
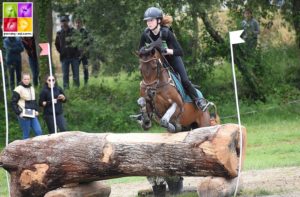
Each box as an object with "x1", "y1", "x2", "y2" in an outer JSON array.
[{"x1": 137, "y1": 47, "x2": 216, "y2": 132}]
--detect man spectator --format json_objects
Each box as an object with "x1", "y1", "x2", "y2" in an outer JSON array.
[
  {"x1": 74, "y1": 17, "x2": 90, "y2": 85},
  {"x1": 55, "y1": 15, "x2": 80, "y2": 89},
  {"x1": 3, "y1": 37, "x2": 24, "y2": 91},
  {"x1": 22, "y1": 36, "x2": 39, "y2": 86},
  {"x1": 241, "y1": 8, "x2": 260, "y2": 49}
]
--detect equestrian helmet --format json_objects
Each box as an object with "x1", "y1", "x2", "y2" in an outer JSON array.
[{"x1": 143, "y1": 7, "x2": 163, "y2": 21}]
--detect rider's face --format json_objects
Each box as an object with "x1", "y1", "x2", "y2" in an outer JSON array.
[{"x1": 146, "y1": 18, "x2": 158, "y2": 30}]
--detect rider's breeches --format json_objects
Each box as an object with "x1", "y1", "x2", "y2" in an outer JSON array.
[{"x1": 170, "y1": 56, "x2": 200, "y2": 100}]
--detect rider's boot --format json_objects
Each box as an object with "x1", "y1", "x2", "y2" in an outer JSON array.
[
  {"x1": 194, "y1": 98, "x2": 209, "y2": 112},
  {"x1": 184, "y1": 83, "x2": 209, "y2": 112}
]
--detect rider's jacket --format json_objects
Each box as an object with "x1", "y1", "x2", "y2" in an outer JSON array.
[{"x1": 139, "y1": 26, "x2": 183, "y2": 63}]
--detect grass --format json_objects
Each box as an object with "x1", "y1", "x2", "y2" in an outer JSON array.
[{"x1": 0, "y1": 169, "x2": 9, "y2": 197}]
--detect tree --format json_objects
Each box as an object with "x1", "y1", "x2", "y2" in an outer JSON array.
[{"x1": 34, "y1": 0, "x2": 53, "y2": 80}]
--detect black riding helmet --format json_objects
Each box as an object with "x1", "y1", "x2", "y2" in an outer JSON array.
[{"x1": 143, "y1": 7, "x2": 163, "y2": 21}]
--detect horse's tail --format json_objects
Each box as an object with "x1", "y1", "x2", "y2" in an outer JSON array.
[{"x1": 208, "y1": 101, "x2": 221, "y2": 125}]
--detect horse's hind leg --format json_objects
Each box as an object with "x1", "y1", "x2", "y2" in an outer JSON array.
[{"x1": 160, "y1": 102, "x2": 177, "y2": 132}]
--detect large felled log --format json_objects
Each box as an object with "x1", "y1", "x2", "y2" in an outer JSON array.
[{"x1": 0, "y1": 123, "x2": 246, "y2": 197}]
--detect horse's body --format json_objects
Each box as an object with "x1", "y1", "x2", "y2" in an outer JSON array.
[{"x1": 138, "y1": 49, "x2": 210, "y2": 132}]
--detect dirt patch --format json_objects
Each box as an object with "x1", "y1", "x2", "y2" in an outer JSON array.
[{"x1": 107, "y1": 167, "x2": 300, "y2": 197}]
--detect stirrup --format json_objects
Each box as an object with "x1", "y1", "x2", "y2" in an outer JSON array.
[{"x1": 195, "y1": 98, "x2": 210, "y2": 112}]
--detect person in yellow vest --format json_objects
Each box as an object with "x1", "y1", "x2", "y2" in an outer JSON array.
[{"x1": 11, "y1": 72, "x2": 43, "y2": 139}]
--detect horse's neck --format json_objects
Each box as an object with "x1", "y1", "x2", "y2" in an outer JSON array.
[{"x1": 158, "y1": 67, "x2": 170, "y2": 83}]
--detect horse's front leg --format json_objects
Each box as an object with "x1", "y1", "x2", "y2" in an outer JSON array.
[
  {"x1": 160, "y1": 102, "x2": 177, "y2": 132},
  {"x1": 137, "y1": 97, "x2": 152, "y2": 130}
]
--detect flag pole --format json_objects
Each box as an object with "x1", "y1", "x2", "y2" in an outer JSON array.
[
  {"x1": 46, "y1": 43, "x2": 57, "y2": 134},
  {"x1": 1, "y1": 50, "x2": 11, "y2": 196},
  {"x1": 229, "y1": 30, "x2": 244, "y2": 197}
]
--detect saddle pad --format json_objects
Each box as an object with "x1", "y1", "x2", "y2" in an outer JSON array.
[{"x1": 169, "y1": 71, "x2": 203, "y2": 103}]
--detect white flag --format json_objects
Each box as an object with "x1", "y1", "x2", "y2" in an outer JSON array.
[{"x1": 229, "y1": 30, "x2": 245, "y2": 45}]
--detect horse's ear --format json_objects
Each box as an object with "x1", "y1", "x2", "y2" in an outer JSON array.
[
  {"x1": 154, "y1": 48, "x2": 162, "y2": 58},
  {"x1": 151, "y1": 48, "x2": 156, "y2": 56}
]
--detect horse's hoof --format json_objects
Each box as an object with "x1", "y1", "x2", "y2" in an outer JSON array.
[
  {"x1": 142, "y1": 122, "x2": 152, "y2": 130},
  {"x1": 160, "y1": 119, "x2": 169, "y2": 128},
  {"x1": 167, "y1": 124, "x2": 176, "y2": 133}
]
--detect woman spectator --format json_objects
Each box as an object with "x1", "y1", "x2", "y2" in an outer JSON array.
[
  {"x1": 39, "y1": 74, "x2": 67, "y2": 134},
  {"x1": 11, "y1": 72, "x2": 42, "y2": 139}
]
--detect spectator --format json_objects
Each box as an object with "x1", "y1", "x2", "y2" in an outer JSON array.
[
  {"x1": 1, "y1": 23, "x2": 9, "y2": 90},
  {"x1": 55, "y1": 15, "x2": 80, "y2": 89},
  {"x1": 3, "y1": 37, "x2": 24, "y2": 91},
  {"x1": 11, "y1": 72, "x2": 43, "y2": 139},
  {"x1": 241, "y1": 8, "x2": 260, "y2": 49},
  {"x1": 22, "y1": 36, "x2": 39, "y2": 86},
  {"x1": 75, "y1": 17, "x2": 90, "y2": 85},
  {"x1": 39, "y1": 74, "x2": 67, "y2": 134}
]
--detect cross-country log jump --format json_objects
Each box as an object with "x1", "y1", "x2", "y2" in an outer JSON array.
[{"x1": 0, "y1": 123, "x2": 246, "y2": 197}]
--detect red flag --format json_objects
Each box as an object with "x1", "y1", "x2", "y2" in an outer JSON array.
[{"x1": 39, "y1": 43, "x2": 49, "y2": 56}]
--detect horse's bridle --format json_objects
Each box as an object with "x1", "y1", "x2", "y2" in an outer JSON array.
[
  {"x1": 140, "y1": 56, "x2": 174, "y2": 119},
  {"x1": 139, "y1": 57, "x2": 164, "y2": 88}
]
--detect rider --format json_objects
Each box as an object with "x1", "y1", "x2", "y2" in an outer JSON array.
[{"x1": 139, "y1": 7, "x2": 209, "y2": 111}]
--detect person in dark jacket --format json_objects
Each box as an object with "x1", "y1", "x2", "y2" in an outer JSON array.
[
  {"x1": 55, "y1": 15, "x2": 80, "y2": 89},
  {"x1": 4, "y1": 37, "x2": 24, "y2": 91},
  {"x1": 22, "y1": 36, "x2": 39, "y2": 86},
  {"x1": 39, "y1": 74, "x2": 67, "y2": 134},
  {"x1": 139, "y1": 7, "x2": 209, "y2": 111},
  {"x1": 11, "y1": 72, "x2": 42, "y2": 139},
  {"x1": 75, "y1": 17, "x2": 90, "y2": 85}
]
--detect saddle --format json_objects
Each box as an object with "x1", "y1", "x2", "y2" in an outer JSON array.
[{"x1": 167, "y1": 69, "x2": 204, "y2": 103}]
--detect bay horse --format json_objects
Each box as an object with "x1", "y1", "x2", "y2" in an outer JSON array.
[{"x1": 137, "y1": 47, "x2": 215, "y2": 132}]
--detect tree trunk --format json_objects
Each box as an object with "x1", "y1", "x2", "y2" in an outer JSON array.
[
  {"x1": 0, "y1": 124, "x2": 246, "y2": 197},
  {"x1": 35, "y1": 0, "x2": 53, "y2": 80},
  {"x1": 293, "y1": 0, "x2": 300, "y2": 48},
  {"x1": 199, "y1": 11, "x2": 224, "y2": 44}
]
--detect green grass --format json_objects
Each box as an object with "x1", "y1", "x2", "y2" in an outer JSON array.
[{"x1": 0, "y1": 169, "x2": 9, "y2": 197}]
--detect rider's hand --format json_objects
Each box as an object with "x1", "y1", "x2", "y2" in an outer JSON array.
[
  {"x1": 161, "y1": 48, "x2": 167, "y2": 54},
  {"x1": 162, "y1": 48, "x2": 173, "y2": 55}
]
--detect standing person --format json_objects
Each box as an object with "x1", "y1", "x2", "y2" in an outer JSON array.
[
  {"x1": 39, "y1": 74, "x2": 67, "y2": 134},
  {"x1": 139, "y1": 7, "x2": 209, "y2": 111},
  {"x1": 55, "y1": 15, "x2": 80, "y2": 89},
  {"x1": 3, "y1": 37, "x2": 24, "y2": 91},
  {"x1": 75, "y1": 17, "x2": 90, "y2": 85},
  {"x1": 241, "y1": 8, "x2": 260, "y2": 49},
  {"x1": 1, "y1": 22, "x2": 9, "y2": 90},
  {"x1": 11, "y1": 72, "x2": 43, "y2": 139},
  {"x1": 22, "y1": 36, "x2": 39, "y2": 87}
]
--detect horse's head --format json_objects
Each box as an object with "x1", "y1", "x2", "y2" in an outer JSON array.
[{"x1": 138, "y1": 48, "x2": 163, "y2": 84}]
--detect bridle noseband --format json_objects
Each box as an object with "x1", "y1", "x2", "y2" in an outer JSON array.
[{"x1": 140, "y1": 57, "x2": 163, "y2": 88}]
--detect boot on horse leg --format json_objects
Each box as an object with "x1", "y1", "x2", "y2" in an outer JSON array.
[
  {"x1": 137, "y1": 97, "x2": 152, "y2": 130},
  {"x1": 147, "y1": 176, "x2": 167, "y2": 197},
  {"x1": 183, "y1": 81, "x2": 209, "y2": 112},
  {"x1": 165, "y1": 176, "x2": 184, "y2": 195}
]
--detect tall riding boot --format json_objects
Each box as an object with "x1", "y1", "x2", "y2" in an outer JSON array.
[
  {"x1": 184, "y1": 83, "x2": 209, "y2": 112},
  {"x1": 152, "y1": 184, "x2": 166, "y2": 197},
  {"x1": 166, "y1": 176, "x2": 184, "y2": 195}
]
